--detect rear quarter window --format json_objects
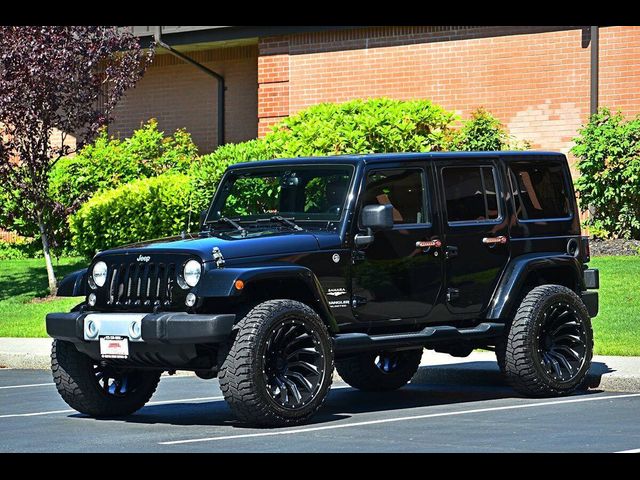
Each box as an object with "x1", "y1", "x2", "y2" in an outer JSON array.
[{"x1": 509, "y1": 162, "x2": 571, "y2": 220}]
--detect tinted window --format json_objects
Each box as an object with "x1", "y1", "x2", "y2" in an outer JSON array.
[
  {"x1": 442, "y1": 166, "x2": 500, "y2": 223},
  {"x1": 509, "y1": 162, "x2": 570, "y2": 220},
  {"x1": 362, "y1": 169, "x2": 427, "y2": 224}
]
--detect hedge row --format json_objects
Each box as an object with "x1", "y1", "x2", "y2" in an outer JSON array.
[{"x1": 69, "y1": 99, "x2": 526, "y2": 257}]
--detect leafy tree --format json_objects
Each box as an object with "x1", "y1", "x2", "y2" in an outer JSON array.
[{"x1": 0, "y1": 26, "x2": 152, "y2": 294}]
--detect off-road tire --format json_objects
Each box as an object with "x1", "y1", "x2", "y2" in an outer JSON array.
[
  {"x1": 336, "y1": 349, "x2": 423, "y2": 391},
  {"x1": 218, "y1": 299, "x2": 334, "y2": 427},
  {"x1": 51, "y1": 339, "x2": 161, "y2": 417},
  {"x1": 504, "y1": 285, "x2": 593, "y2": 397}
]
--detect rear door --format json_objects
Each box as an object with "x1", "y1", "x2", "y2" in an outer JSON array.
[{"x1": 435, "y1": 158, "x2": 510, "y2": 315}]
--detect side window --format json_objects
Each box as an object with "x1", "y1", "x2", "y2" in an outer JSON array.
[
  {"x1": 442, "y1": 166, "x2": 500, "y2": 223},
  {"x1": 509, "y1": 162, "x2": 571, "y2": 220},
  {"x1": 362, "y1": 168, "x2": 427, "y2": 224}
]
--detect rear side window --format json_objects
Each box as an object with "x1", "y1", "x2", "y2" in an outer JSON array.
[
  {"x1": 442, "y1": 166, "x2": 500, "y2": 223},
  {"x1": 509, "y1": 162, "x2": 571, "y2": 220}
]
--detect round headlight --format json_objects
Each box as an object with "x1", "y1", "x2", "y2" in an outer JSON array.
[
  {"x1": 92, "y1": 261, "x2": 108, "y2": 288},
  {"x1": 183, "y1": 260, "x2": 202, "y2": 287}
]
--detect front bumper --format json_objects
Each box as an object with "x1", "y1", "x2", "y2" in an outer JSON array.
[{"x1": 46, "y1": 311, "x2": 236, "y2": 345}]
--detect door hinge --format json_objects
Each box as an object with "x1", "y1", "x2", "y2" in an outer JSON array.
[
  {"x1": 351, "y1": 296, "x2": 368, "y2": 308},
  {"x1": 445, "y1": 245, "x2": 459, "y2": 259},
  {"x1": 446, "y1": 288, "x2": 460, "y2": 302},
  {"x1": 352, "y1": 250, "x2": 366, "y2": 263}
]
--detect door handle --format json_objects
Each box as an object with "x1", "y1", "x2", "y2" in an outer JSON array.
[
  {"x1": 482, "y1": 236, "x2": 507, "y2": 245},
  {"x1": 416, "y1": 239, "x2": 442, "y2": 249}
]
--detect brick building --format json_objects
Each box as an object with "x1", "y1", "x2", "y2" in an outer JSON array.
[{"x1": 113, "y1": 26, "x2": 640, "y2": 164}]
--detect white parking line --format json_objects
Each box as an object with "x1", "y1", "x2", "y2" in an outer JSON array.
[
  {"x1": 0, "y1": 382, "x2": 54, "y2": 390},
  {"x1": 616, "y1": 448, "x2": 640, "y2": 453},
  {"x1": 0, "y1": 395, "x2": 223, "y2": 419},
  {"x1": 160, "y1": 392, "x2": 640, "y2": 445},
  {"x1": 0, "y1": 373, "x2": 192, "y2": 390}
]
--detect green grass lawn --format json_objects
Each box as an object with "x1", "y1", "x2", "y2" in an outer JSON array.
[
  {"x1": 589, "y1": 256, "x2": 640, "y2": 356},
  {"x1": 0, "y1": 256, "x2": 638, "y2": 356},
  {"x1": 0, "y1": 258, "x2": 85, "y2": 337}
]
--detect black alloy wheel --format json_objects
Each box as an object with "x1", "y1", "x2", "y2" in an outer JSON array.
[
  {"x1": 263, "y1": 319, "x2": 326, "y2": 409},
  {"x1": 536, "y1": 301, "x2": 588, "y2": 382}
]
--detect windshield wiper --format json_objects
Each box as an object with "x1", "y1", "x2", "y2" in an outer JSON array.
[
  {"x1": 269, "y1": 215, "x2": 303, "y2": 231},
  {"x1": 212, "y1": 216, "x2": 247, "y2": 237}
]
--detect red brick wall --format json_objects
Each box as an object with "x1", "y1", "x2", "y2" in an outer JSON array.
[
  {"x1": 257, "y1": 26, "x2": 640, "y2": 171},
  {"x1": 600, "y1": 26, "x2": 640, "y2": 117},
  {"x1": 111, "y1": 44, "x2": 258, "y2": 153}
]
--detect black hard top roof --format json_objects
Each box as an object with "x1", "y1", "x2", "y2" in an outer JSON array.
[{"x1": 229, "y1": 151, "x2": 565, "y2": 170}]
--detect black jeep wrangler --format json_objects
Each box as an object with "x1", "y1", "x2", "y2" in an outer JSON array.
[{"x1": 47, "y1": 151, "x2": 599, "y2": 426}]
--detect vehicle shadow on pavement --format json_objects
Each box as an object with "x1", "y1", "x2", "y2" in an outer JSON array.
[
  {"x1": 70, "y1": 379, "x2": 604, "y2": 429},
  {"x1": 412, "y1": 362, "x2": 615, "y2": 390}
]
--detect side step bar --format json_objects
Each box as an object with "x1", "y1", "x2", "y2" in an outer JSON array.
[{"x1": 332, "y1": 322, "x2": 504, "y2": 357}]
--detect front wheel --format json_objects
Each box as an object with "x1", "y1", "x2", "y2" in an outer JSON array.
[
  {"x1": 336, "y1": 349, "x2": 423, "y2": 391},
  {"x1": 218, "y1": 299, "x2": 334, "y2": 427},
  {"x1": 51, "y1": 340, "x2": 161, "y2": 417},
  {"x1": 503, "y1": 285, "x2": 593, "y2": 397}
]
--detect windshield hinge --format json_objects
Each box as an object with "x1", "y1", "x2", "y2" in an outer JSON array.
[{"x1": 212, "y1": 247, "x2": 225, "y2": 269}]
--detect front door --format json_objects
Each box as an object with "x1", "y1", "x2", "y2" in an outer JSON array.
[
  {"x1": 350, "y1": 163, "x2": 443, "y2": 325},
  {"x1": 435, "y1": 159, "x2": 510, "y2": 315}
]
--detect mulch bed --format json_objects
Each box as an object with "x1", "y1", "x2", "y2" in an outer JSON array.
[{"x1": 590, "y1": 238, "x2": 640, "y2": 256}]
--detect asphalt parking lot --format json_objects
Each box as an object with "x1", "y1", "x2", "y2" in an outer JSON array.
[{"x1": 1, "y1": 368, "x2": 640, "y2": 453}]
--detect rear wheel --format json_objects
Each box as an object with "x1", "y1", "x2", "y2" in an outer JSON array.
[
  {"x1": 51, "y1": 339, "x2": 161, "y2": 417},
  {"x1": 504, "y1": 285, "x2": 593, "y2": 397},
  {"x1": 336, "y1": 349, "x2": 423, "y2": 391}
]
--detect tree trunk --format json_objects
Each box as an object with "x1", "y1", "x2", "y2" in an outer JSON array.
[{"x1": 37, "y1": 213, "x2": 57, "y2": 296}]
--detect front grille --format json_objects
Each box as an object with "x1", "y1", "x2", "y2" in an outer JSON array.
[{"x1": 106, "y1": 261, "x2": 176, "y2": 308}]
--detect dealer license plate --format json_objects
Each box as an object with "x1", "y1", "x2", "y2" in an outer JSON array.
[{"x1": 99, "y1": 335, "x2": 129, "y2": 359}]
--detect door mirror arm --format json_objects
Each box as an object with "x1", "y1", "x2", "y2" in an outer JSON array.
[{"x1": 354, "y1": 228, "x2": 374, "y2": 247}]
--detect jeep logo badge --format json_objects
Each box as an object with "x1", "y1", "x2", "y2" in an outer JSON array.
[{"x1": 136, "y1": 255, "x2": 151, "y2": 263}]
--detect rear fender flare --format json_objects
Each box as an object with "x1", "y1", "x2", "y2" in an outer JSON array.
[{"x1": 486, "y1": 253, "x2": 585, "y2": 320}]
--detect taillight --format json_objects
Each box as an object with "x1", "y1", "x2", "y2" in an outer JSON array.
[{"x1": 581, "y1": 236, "x2": 591, "y2": 263}]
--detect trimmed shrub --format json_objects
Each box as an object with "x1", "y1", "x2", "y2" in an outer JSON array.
[
  {"x1": 69, "y1": 174, "x2": 195, "y2": 257},
  {"x1": 0, "y1": 238, "x2": 43, "y2": 260},
  {"x1": 571, "y1": 108, "x2": 640, "y2": 239},
  {"x1": 453, "y1": 108, "x2": 530, "y2": 151},
  {"x1": 69, "y1": 99, "x2": 528, "y2": 255},
  {"x1": 265, "y1": 98, "x2": 456, "y2": 157},
  {"x1": 191, "y1": 98, "x2": 457, "y2": 213},
  {"x1": 49, "y1": 119, "x2": 198, "y2": 213},
  {"x1": 190, "y1": 139, "x2": 276, "y2": 214}
]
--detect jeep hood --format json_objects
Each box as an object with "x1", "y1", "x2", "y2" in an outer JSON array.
[{"x1": 98, "y1": 231, "x2": 341, "y2": 262}]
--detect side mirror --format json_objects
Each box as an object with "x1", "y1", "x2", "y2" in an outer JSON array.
[
  {"x1": 361, "y1": 204, "x2": 394, "y2": 231},
  {"x1": 199, "y1": 209, "x2": 208, "y2": 231},
  {"x1": 354, "y1": 204, "x2": 394, "y2": 247}
]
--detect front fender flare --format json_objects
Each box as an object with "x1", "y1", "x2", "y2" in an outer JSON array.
[
  {"x1": 57, "y1": 268, "x2": 88, "y2": 297},
  {"x1": 194, "y1": 264, "x2": 339, "y2": 332},
  {"x1": 486, "y1": 253, "x2": 585, "y2": 320}
]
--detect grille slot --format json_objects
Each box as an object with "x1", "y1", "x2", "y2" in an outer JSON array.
[{"x1": 107, "y1": 261, "x2": 175, "y2": 307}]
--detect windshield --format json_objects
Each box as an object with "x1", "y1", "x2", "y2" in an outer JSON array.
[{"x1": 206, "y1": 165, "x2": 354, "y2": 227}]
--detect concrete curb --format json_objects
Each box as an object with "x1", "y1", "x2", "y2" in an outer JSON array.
[
  {"x1": 2, "y1": 338, "x2": 639, "y2": 393},
  {"x1": 0, "y1": 338, "x2": 52, "y2": 370}
]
